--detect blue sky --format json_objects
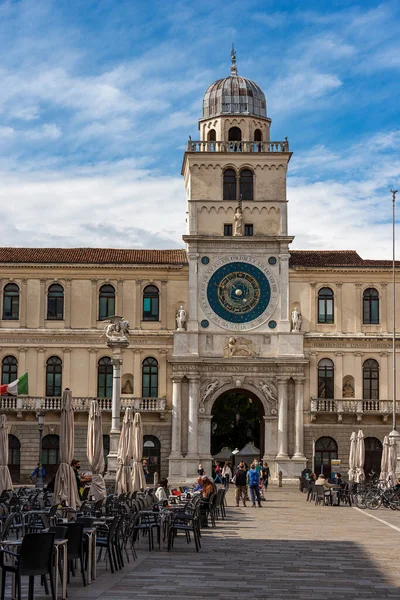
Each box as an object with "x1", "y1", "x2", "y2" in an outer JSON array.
[{"x1": 0, "y1": 0, "x2": 400, "y2": 257}]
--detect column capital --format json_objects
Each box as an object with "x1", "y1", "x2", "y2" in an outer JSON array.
[
  {"x1": 17, "y1": 347, "x2": 27, "y2": 353},
  {"x1": 276, "y1": 375, "x2": 289, "y2": 384},
  {"x1": 380, "y1": 351, "x2": 389, "y2": 357},
  {"x1": 64, "y1": 278, "x2": 72, "y2": 283},
  {"x1": 309, "y1": 351, "x2": 318, "y2": 357},
  {"x1": 380, "y1": 282, "x2": 388, "y2": 289},
  {"x1": 88, "y1": 348, "x2": 98, "y2": 354},
  {"x1": 354, "y1": 351, "x2": 363, "y2": 357},
  {"x1": 334, "y1": 351, "x2": 344, "y2": 357},
  {"x1": 171, "y1": 375, "x2": 184, "y2": 383},
  {"x1": 62, "y1": 348, "x2": 72, "y2": 353},
  {"x1": 278, "y1": 253, "x2": 290, "y2": 261},
  {"x1": 161, "y1": 280, "x2": 168, "y2": 286},
  {"x1": 187, "y1": 374, "x2": 200, "y2": 382},
  {"x1": 293, "y1": 376, "x2": 306, "y2": 384},
  {"x1": 39, "y1": 278, "x2": 47, "y2": 285},
  {"x1": 117, "y1": 279, "x2": 124, "y2": 286},
  {"x1": 355, "y1": 283, "x2": 362, "y2": 288},
  {"x1": 112, "y1": 357, "x2": 122, "y2": 367},
  {"x1": 188, "y1": 252, "x2": 199, "y2": 261},
  {"x1": 310, "y1": 282, "x2": 317, "y2": 289},
  {"x1": 91, "y1": 279, "x2": 98, "y2": 286},
  {"x1": 335, "y1": 281, "x2": 343, "y2": 288},
  {"x1": 135, "y1": 279, "x2": 143, "y2": 286},
  {"x1": 36, "y1": 347, "x2": 45, "y2": 353}
]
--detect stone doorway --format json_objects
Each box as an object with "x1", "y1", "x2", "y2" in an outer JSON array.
[{"x1": 211, "y1": 389, "x2": 264, "y2": 459}]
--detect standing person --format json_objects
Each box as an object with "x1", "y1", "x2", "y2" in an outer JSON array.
[
  {"x1": 234, "y1": 461, "x2": 248, "y2": 507},
  {"x1": 71, "y1": 459, "x2": 82, "y2": 499},
  {"x1": 214, "y1": 462, "x2": 223, "y2": 484},
  {"x1": 142, "y1": 459, "x2": 150, "y2": 483},
  {"x1": 262, "y1": 461, "x2": 270, "y2": 494},
  {"x1": 30, "y1": 463, "x2": 46, "y2": 484},
  {"x1": 197, "y1": 463, "x2": 204, "y2": 476},
  {"x1": 247, "y1": 463, "x2": 262, "y2": 507},
  {"x1": 222, "y1": 461, "x2": 232, "y2": 489}
]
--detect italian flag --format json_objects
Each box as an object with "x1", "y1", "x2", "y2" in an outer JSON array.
[{"x1": 0, "y1": 373, "x2": 29, "y2": 396}]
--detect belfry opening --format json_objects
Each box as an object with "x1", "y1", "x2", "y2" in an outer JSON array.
[{"x1": 211, "y1": 389, "x2": 264, "y2": 457}]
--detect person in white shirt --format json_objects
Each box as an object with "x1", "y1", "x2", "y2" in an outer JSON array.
[{"x1": 222, "y1": 462, "x2": 232, "y2": 489}]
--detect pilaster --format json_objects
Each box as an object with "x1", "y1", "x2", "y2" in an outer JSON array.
[
  {"x1": 62, "y1": 348, "x2": 71, "y2": 389},
  {"x1": 133, "y1": 349, "x2": 141, "y2": 396},
  {"x1": 39, "y1": 280, "x2": 46, "y2": 328},
  {"x1": 380, "y1": 351, "x2": 389, "y2": 399},
  {"x1": 354, "y1": 352, "x2": 363, "y2": 398},
  {"x1": 134, "y1": 280, "x2": 143, "y2": 329},
  {"x1": 20, "y1": 279, "x2": 27, "y2": 327},
  {"x1": 309, "y1": 352, "x2": 318, "y2": 398},
  {"x1": 169, "y1": 376, "x2": 183, "y2": 458},
  {"x1": 187, "y1": 374, "x2": 200, "y2": 458},
  {"x1": 36, "y1": 348, "x2": 45, "y2": 395},
  {"x1": 18, "y1": 347, "x2": 27, "y2": 375},
  {"x1": 335, "y1": 282, "x2": 342, "y2": 333},
  {"x1": 90, "y1": 280, "x2": 98, "y2": 328},
  {"x1": 276, "y1": 376, "x2": 289, "y2": 458},
  {"x1": 279, "y1": 253, "x2": 290, "y2": 330},
  {"x1": 187, "y1": 253, "x2": 199, "y2": 333},
  {"x1": 293, "y1": 377, "x2": 306, "y2": 458},
  {"x1": 88, "y1": 349, "x2": 98, "y2": 396},
  {"x1": 64, "y1": 279, "x2": 72, "y2": 328},
  {"x1": 116, "y1": 280, "x2": 124, "y2": 316},
  {"x1": 381, "y1": 283, "x2": 388, "y2": 333},
  {"x1": 310, "y1": 283, "x2": 316, "y2": 329},
  {"x1": 161, "y1": 280, "x2": 168, "y2": 329},
  {"x1": 334, "y1": 352, "x2": 343, "y2": 398},
  {"x1": 355, "y1": 283, "x2": 362, "y2": 331}
]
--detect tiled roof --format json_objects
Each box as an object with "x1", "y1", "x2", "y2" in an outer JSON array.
[
  {"x1": 290, "y1": 250, "x2": 400, "y2": 268},
  {"x1": 0, "y1": 248, "x2": 188, "y2": 266}
]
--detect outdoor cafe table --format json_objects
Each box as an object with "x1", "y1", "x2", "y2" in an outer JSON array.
[{"x1": 1, "y1": 537, "x2": 68, "y2": 600}]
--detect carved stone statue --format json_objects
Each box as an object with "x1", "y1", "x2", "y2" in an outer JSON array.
[
  {"x1": 291, "y1": 306, "x2": 302, "y2": 332},
  {"x1": 121, "y1": 379, "x2": 133, "y2": 394},
  {"x1": 224, "y1": 337, "x2": 258, "y2": 358},
  {"x1": 248, "y1": 379, "x2": 277, "y2": 407},
  {"x1": 102, "y1": 316, "x2": 130, "y2": 341},
  {"x1": 343, "y1": 379, "x2": 355, "y2": 398},
  {"x1": 176, "y1": 305, "x2": 187, "y2": 331},
  {"x1": 201, "y1": 379, "x2": 220, "y2": 404},
  {"x1": 233, "y1": 207, "x2": 243, "y2": 237}
]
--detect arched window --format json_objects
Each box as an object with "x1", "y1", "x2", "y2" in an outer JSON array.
[
  {"x1": 318, "y1": 287, "x2": 334, "y2": 323},
  {"x1": 228, "y1": 127, "x2": 241, "y2": 141},
  {"x1": 207, "y1": 129, "x2": 216, "y2": 141},
  {"x1": 223, "y1": 169, "x2": 237, "y2": 201},
  {"x1": 142, "y1": 357, "x2": 158, "y2": 397},
  {"x1": 47, "y1": 283, "x2": 64, "y2": 320},
  {"x1": 46, "y1": 356, "x2": 62, "y2": 397},
  {"x1": 239, "y1": 169, "x2": 254, "y2": 201},
  {"x1": 2, "y1": 283, "x2": 19, "y2": 320},
  {"x1": 363, "y1": 359, "x2": 379, "y2": 400},
  {"x1": 42, "y1": 434, "x2": 60, "y2": 481},
  {"x1": 143, "y1": 285, "x2": 159, "y2": 321},
  {"x1": 315, "y1": 436, "x2": 338, "y2": 478},
  {"x1": 1, "y1": 356, "x2": 18, "y2": 385},
  {"x1": 363, "y1": 288, "x2": 379, "y2": 324},
  {"x1": 99, "y1": 284, "x2": 115, "y2": 320},
  {"x1": 318, "y1": 358, "x2": 334, "y2": 399},
  {"x1": 364, "y1": 437, "x2": 383, "y2": 479},
  {"x1": 97, "y1": 357, "x2": 113, "y2": 398},
  {"x1": 254, "y1": 129, "x2": 262, "y2": 141},
  {"x1": 143, "y1": 435, "x2": 161, "y2": 484},
  {"x1": 8, "y1": 434, "x2": 20, "y2": 483}
]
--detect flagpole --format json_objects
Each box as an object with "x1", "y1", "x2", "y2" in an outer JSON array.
[{"x1": 389, "y1": 189, "x2": 400, "y2": 456}]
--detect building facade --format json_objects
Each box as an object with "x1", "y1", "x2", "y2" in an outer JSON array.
[{"x1": 0, "y1": 54, "x2": 398, "y2": 483}]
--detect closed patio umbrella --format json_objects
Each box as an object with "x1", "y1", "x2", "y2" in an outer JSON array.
[
  {"x1": 131, "y1": 412, "x2": 145, "y2": 492},
  {"x1": 388, "y1": 439, "x2": 397, "y2": 486},
  {"x1": 54, "y1": 389, "x2": 80, "y2": 509},
  {"x1": 355, "y1": 429, "x2": 365, "y2": 483},
  {"x1": 348, "y1": 431, "x2": 357, "y2": 482},
  {"x1": 0, "y1": 415, "x2": 13, "y2": 494},
  {"x1": 380, "y1": 436, "x2": 389, "y2": 482},
  {"x1": 87, "y1": 400, "x2": 106, "y2": 501},
  {"x1": 115, "y1": 407, "x2": 134, "y2": 496}
]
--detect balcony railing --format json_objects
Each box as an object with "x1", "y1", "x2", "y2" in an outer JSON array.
[
  {"x1": 186, "y1": 139, "x2": 289, "y2": 153},
  {"x1": 310, "y1": 398, "x2": 399, "y2": 422},
  {"x1": 0, "y1": 396, "x2": 166, "y2": 413}
]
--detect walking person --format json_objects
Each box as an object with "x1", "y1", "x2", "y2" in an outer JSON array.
[
  {"x1": 247, "y1": 462, "x2": 262, "y2": 507},
  {"x1": 234, "y1": 461, "x2": 248, "y2": 507},
  {"x1": 222, "y1": 461, "x2": 232, "y2": 489},
  {"x1": 262, "y1": 461, "x2": 270, "y2": 495},
  {"x1": 214, "y1": 462, "x2": 223, "y2": 484}
]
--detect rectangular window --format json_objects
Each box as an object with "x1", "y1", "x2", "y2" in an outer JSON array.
[
  {"x1": 224, "y1": 224, "x2": 232, "y2": 236},
  {"x1": 244, "y1": 224, "x2": 254, "y2": 236}
]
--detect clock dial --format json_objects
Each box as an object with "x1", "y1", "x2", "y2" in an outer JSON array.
[{"x1": 206, "y1": 261, "x2": 271, "y2": 324}]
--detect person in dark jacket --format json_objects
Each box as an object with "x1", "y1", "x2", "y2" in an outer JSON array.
[{"x1": 234, "y1": 461, "x2": 248, "y2": 507}]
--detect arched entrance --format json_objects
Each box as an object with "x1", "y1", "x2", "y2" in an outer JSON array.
[
  {"x1": 143, "y1": 435, "x2": 161, "y2": 483},
  {"x1": 211, "y1": 389, "x2": 264, "y2": 458},
  {"x1": 315, "y1": 437, "x2": 338, "y2": 478},
  {"x1": 364, "y1": 437, "x2": 382, "y2": 478}
]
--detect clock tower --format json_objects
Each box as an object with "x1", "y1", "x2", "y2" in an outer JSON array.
[{"x1": 170, "y1": 50, "x2": 307, "y2": 483}]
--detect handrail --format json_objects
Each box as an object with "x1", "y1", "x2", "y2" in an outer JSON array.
[{"x1": 186, "y1": 139, "x2": 289, "y2": 153}]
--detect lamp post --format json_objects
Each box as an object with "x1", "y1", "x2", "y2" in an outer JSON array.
[
  {"x1": 36, "y1": 411, "x2": 45, "y2": 490},
  {"x1": 389, "y1": 189, "x2": 400, "y2": 455}
]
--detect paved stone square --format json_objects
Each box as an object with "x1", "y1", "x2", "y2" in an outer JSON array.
[{"x1": 6, "y1": 487, "x2": 400, "y2": 599}]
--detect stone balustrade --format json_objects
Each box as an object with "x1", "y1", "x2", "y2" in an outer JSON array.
[
  {"x1": 186, "y1": 139, "x2": 289, "y2": 153},
  {"x1": 0, "y1": 396, "x2": 166, "y2": 413},
  {"x1": 310, "y1": 398, "x2": 399, "y2": 422}
]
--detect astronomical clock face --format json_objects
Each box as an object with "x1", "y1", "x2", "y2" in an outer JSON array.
[{"x1": 200, "y1": 255, "x2": 279, "y2": 331}]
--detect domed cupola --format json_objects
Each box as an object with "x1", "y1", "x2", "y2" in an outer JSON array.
[{"x1": 202, "y1": 48, "x2": 267, "y2": 119}]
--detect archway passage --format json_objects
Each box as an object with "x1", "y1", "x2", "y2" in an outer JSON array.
[
  {"x1": 364, "y1": 437, "x2": 382, "y2": 479},
  {"x1": 211, "y1": 389, "x2": 264, "y2": 457}
]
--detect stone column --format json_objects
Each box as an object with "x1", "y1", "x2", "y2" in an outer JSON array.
[
  {"x1": 309, "y1": 352, "x2": 318, "y2": 398},
  {"x1": 380, "y1": 351, "x2": 389, "y2": 399},
  {"x1": 90, "y1": 280, "x2": 98, "y2": 328},
  {"x1": 161, "y1": 280, "x2": 168, "y2": 329},
  {"x1": 354, "y1": 352, "x2": 363, "y2": 398},
  {"x1": 64, "y1": 279, "x2": 71, "y2": 328},
  {"x1": 279, "y1": 253, "x2": 290, "y2": 330},
  {"x1": 355, "y1": 283, "x2": 362, "y2": 331},
  {"x1": 39, "y1": 280, "x2": 46, "y2": 327},
  {"x1": 310, "y1": 283, "x2": 316, "y2": 328},
  {"x1": 293, "y1": 377, "x2": 306, "y2": 458},
  {"x1": 335, "y1": 282, "x2": 343, "y2": 333},
  {"x1": 381, "y1": 283, "x2": 388, "y2": 333},
  {"x1": 276, "y1": 377, "x2": 289, "y2": 458},
  {"x1": 116, "y1": 280, "x2": 124, "y2": 316},
  {"x1": 263, "y1": 416, "x2": 278, "y2": 460},
  {"x1": 187, "y1": 375, "x2": 200, "y2": 457},
  {"x1": 20, "y1": 279, "x2": 27, "y2": 327},
  {"x1": 187, "y1": 253, "x2": 198, "y2": 332},
  {"x1": 170, "y1": 376, "x2": 183, "y2": 457},
  {"x1": 134, "y1": 280, "x2": 143, "y2": 329},
  {"x1": 63, "y1": 348, "x2": 71, "y2": 389},
  {"x1": 335, "y1": 352, "x2": 343, "y2": 398},
  {"x1": 88, "y1": 349, "x2": 98, "y2": 396}
]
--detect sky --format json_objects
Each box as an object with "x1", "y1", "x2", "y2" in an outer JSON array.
[{"x1": 1, "y1": 0, "x2": 400, "y2": 258}]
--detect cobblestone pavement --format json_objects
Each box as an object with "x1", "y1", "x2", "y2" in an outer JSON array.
[{"x1": 6, "y1": 487, "x2": 400, "y2": 599}]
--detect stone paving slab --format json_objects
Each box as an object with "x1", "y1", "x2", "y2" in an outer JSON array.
[{"x1": 5, "y1": 488, "x2": 400, "y2": 599}]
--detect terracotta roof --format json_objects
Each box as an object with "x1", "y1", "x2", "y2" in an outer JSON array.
[
  {"x1": 290, "y1": 250, "x2": 400, "y2": 269},
  {"x1": 0, "y1": 248, "x2": 188, "y2": 266}
]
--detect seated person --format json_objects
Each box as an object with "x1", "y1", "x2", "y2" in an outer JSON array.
[
  {"x1": 315, "y1": 474, "x2": 335, "y2": 490},
  {"x1": 394, "y1": 477, "x2": 400, "y2": 491},
  {"x1": 155, "y1": 480, "x2": 168, "y2": 502},
  {"x1": 193, "y1": 476, "x2": 203, "y2": 493}
]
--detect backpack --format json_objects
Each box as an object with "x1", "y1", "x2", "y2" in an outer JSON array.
[{"x1": 248, "y1": 469, "x2": 259, "y2": 486}]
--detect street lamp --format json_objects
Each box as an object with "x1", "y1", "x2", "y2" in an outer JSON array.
[
  {"x1": 389, "y1": 189, "x2": 400, "y2": 452},
  {"x1": 36, "y1": 411, "x2": 45, "y2": 490}
]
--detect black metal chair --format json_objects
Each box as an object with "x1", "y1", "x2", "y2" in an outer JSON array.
[
  {"x1": 95, "y1": 515, "x2": 120, "y2": 573},
  {"x1": 315, "y1": 485, "x2": 332, "y2": 506},
  {"x1": 168, "y1": 503, "x2": 201, "y2": 553},
  {"x1": 0, "y1": 532, "x2": 56, "y2": 600},
  {"x1": 65, "y1": 522, "x2": 87, "y2": 586}
]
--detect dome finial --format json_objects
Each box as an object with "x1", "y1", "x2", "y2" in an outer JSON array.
[{"x1": 230, "y1": 44, "x2": 238, "y2": 76}]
